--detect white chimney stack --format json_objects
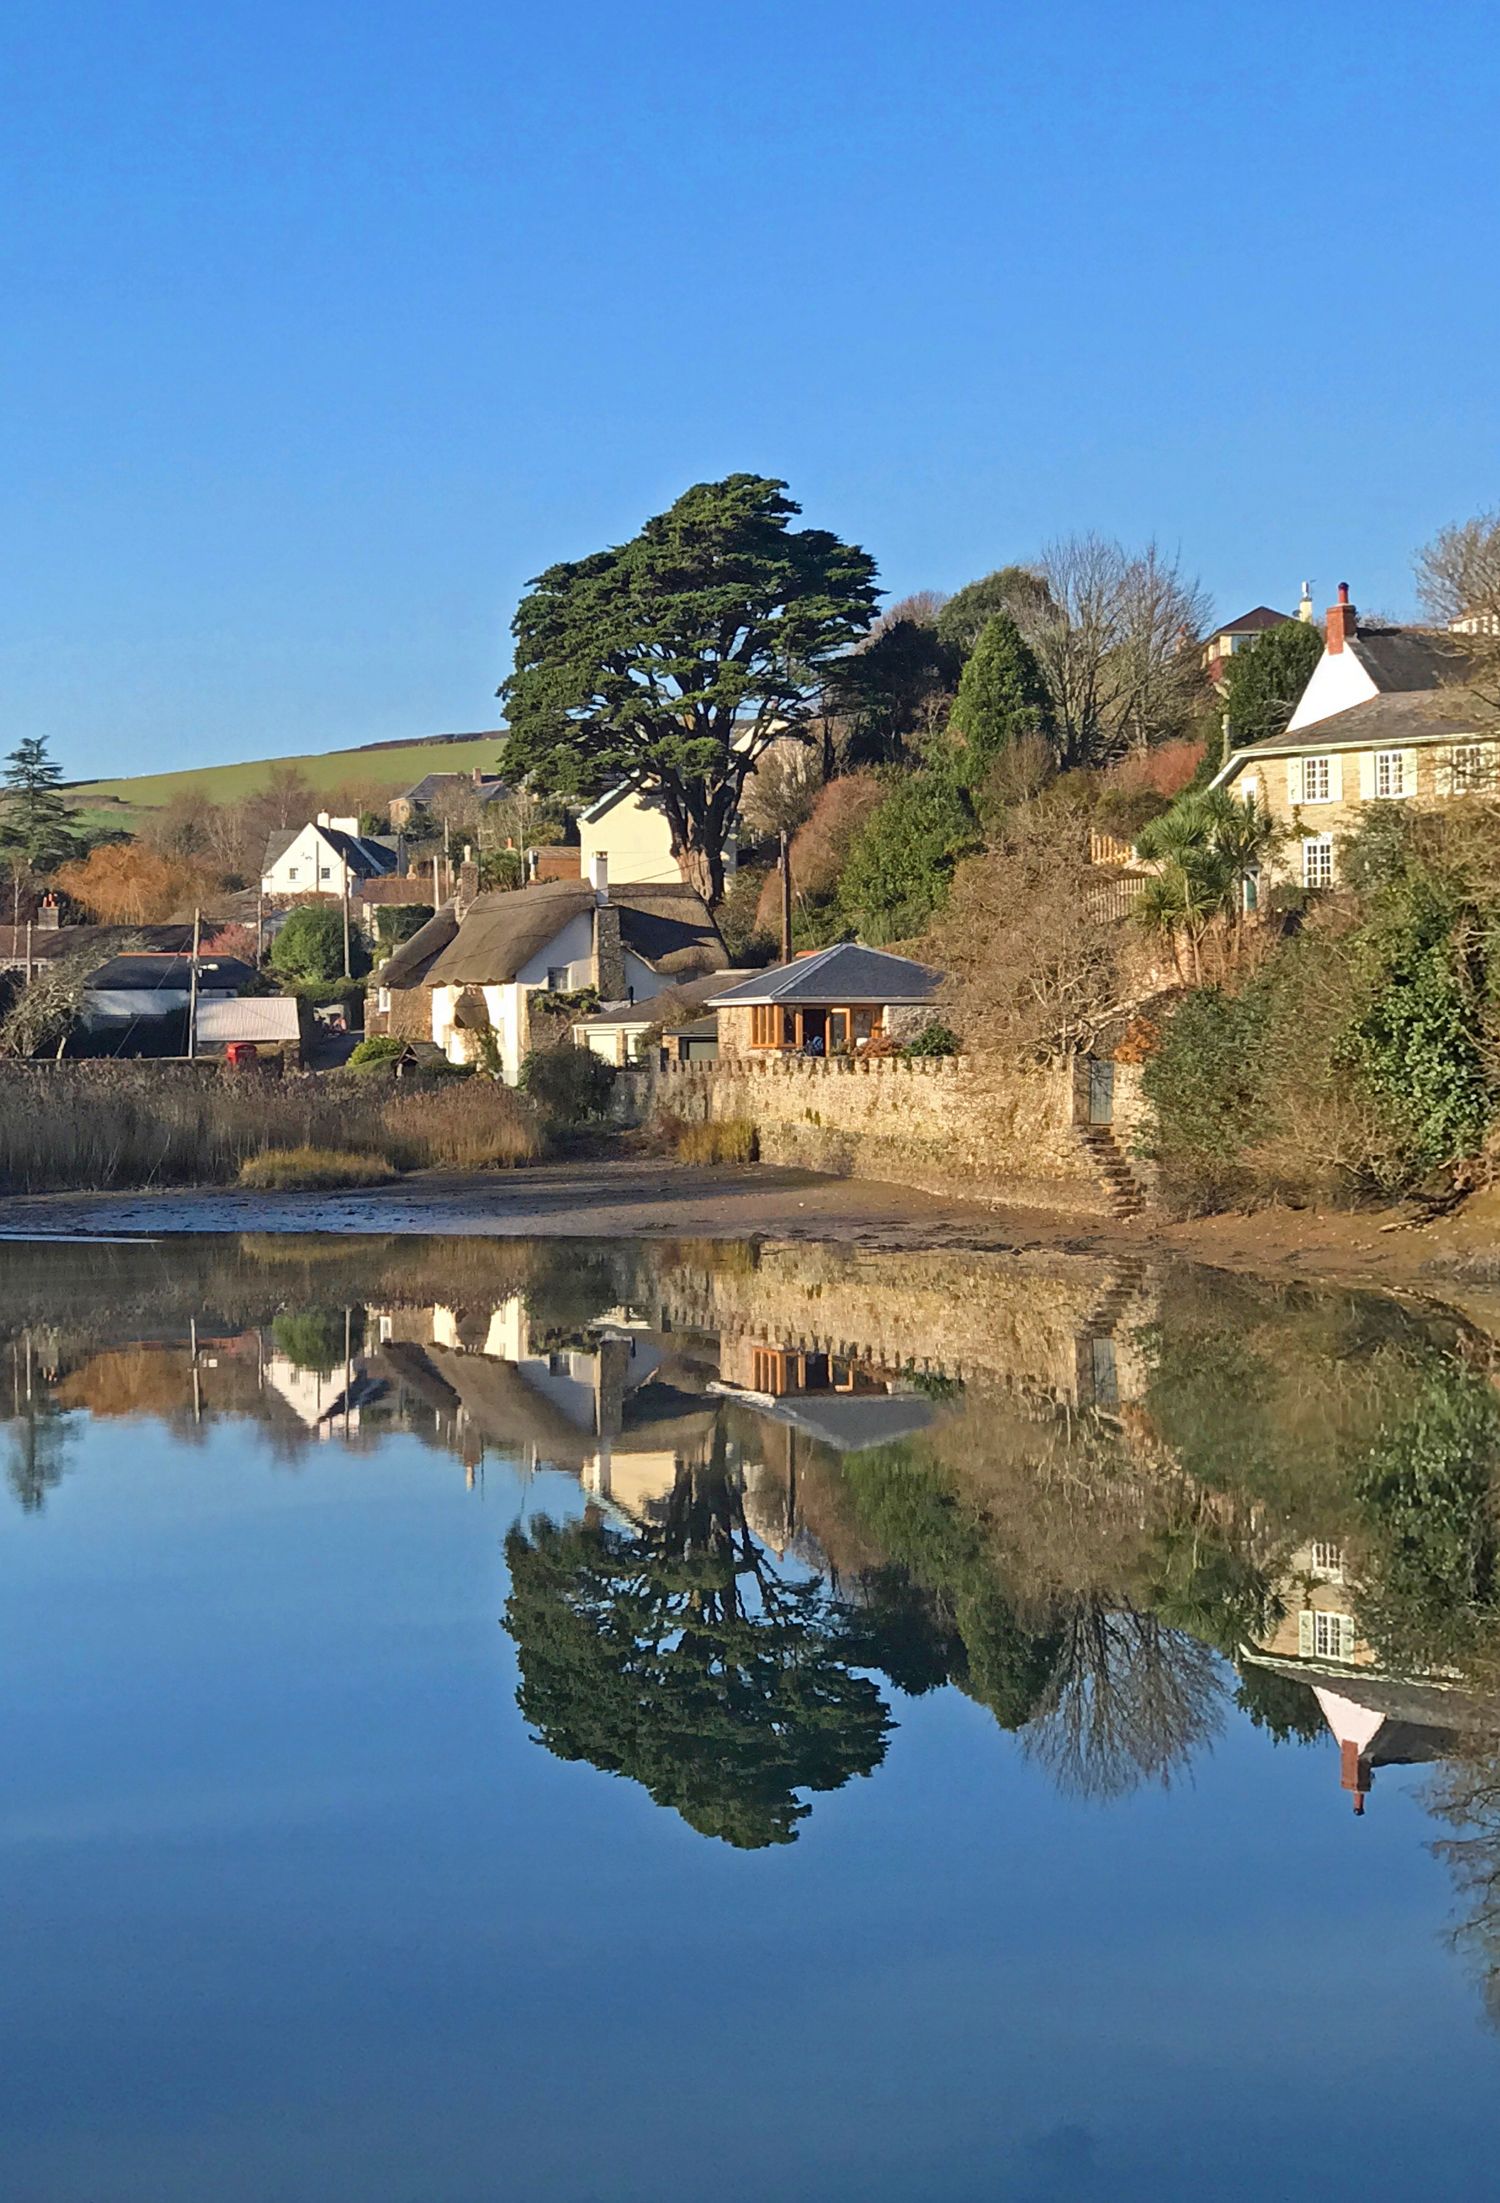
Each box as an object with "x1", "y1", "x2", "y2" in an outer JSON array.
[{"x1": 589, "y1": 849, "x2": 609, "y2": 903}]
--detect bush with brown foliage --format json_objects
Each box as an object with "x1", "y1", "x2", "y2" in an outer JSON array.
[
  {"x1": 932, "y1": 803, "x2": 1136, "y2": 1060},
  {"x1": 754, "y1": 772, "x2": 886, "y2": 939}
]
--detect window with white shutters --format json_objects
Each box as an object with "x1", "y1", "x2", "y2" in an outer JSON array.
[
  {"x1": 1301, "y1": 756, "x2": 1333, "y2": 802},
  {"x1": 1303, "y1": 835, "x2": 1334, "y2": 890},
  {"x1": 1299, "y1": 1609, "x2": 1356, "y2": 1660},
  {"x1": 1375, "y1": 750, "x2": 1408, "y2": 798},
  {"x1": 1448, "y1": 744, "x2": 1491, "y2": 793}
]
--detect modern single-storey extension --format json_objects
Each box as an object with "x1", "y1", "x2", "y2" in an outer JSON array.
[
  {"x1": 707, "y1": 942, "x2": 943, "y2": 1057},
  {"x1": 80, "y1": 953, "x2": 257, "y2": 1034}
]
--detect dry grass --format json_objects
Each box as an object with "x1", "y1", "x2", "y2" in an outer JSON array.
[
  {"x1": 0, "y1": 1062, "x2": 546, "y2": 1193},
  {"x1": 674, "y1": 1118, "x2": 758, "y2": 1165},
  {"x1": 378, "y1": 1084, "x2": 544, "y2": 1170},
  {"x1": 238, "y1": 1147, "x2": 397, "y2": 1191}
]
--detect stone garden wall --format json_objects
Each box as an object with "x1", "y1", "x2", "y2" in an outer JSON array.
[{"x1": 625, "y1": 1052, "x2": 1150, "y2": 1218}]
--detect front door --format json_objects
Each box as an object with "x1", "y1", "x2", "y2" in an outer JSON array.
[{"x1": 1087, "y1": 1058, "x2": 1115, "y2": 1126}]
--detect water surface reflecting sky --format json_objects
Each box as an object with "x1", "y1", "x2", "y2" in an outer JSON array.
[{"x1": 3, "y1": 1234, "x2": 1499, "y2": 2202}]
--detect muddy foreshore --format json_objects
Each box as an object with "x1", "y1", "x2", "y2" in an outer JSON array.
[{"x1": 0, "y1": 1157, "x2": 1497, "y2": 1309}]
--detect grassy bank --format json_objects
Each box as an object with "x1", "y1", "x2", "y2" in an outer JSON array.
[
  {"x1": 0, "y1": 1063, "x2": 544, "y2": 1193},
  {"x1": 66, "y1": 730, "x2": 502, "y2": 827}
]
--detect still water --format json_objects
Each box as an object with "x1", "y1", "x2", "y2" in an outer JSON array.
[{"x1": 4, "y1": 1232, "x2": 1500, "y2": 2201}]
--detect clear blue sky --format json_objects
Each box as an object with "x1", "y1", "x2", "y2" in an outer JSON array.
[{"x1": 4, "y1": 0, "x2": 1497, "y2": 782}]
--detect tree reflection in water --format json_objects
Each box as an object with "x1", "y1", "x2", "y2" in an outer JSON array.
[
  {"x1": 1022, "y1": 1596, "x2": 1224, "y2": 1802},
  {"x1": 503, "y1": 1432, "x2": 891, "y2": 1848}
]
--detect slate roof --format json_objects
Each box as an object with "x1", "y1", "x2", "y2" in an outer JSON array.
[
  {"x1": 758, "y1": 1393, "x2": 936, "y2": 1452},
  {"x1": 85, "y1": 954, "x2": 257, "y2": 993},
  {"x1": 262, "y1": 823, "x2": 398, "y2": 878},
  {"x1": 318, "y1": 826, "x2": 398, "y2": 876},
  {"x1": 0, "y1": 922, "x2": 196, "y2": 969},
  {"x1": 398, "y1": 771, "x2": 509, "y2": 810},
  {"x1": 1208, "y1": 605, "x2": 1291, "y2": 640},
  {"x1": 1347, "y1": 626, "x2": 1470, "y2": 694},
  {"x1": 573, "y1": 969, "x2": 760, "y2": 1032},
  {"x1": 708, "y1": 942, "x2": 942, "y2": 1008},
  {"x1": 1214, "y1": 688, "x2": 1495, "y2": 776}
]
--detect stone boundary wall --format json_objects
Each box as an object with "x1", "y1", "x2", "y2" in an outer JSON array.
[
  {"x1": 625, "y1": 1053, "x2": 1150, "y2": 1217},
  {"x1": 654, "y1": 1243, "x2": 1156, "y2": 1402}
]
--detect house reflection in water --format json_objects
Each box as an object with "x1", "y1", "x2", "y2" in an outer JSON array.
[
  {"x1": 369, "y1": 1298, "x2": 722, "y2": 1526},
  {"x1": 1244, "y1": 1539, "x2": 1477, "y2": 1815}
]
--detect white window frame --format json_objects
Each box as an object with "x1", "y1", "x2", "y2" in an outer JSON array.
[
  {"x1": 546, "y1": 965, "x2": 569, "y2": 991},
  {"x1": 1298, "y1": 755, "x2": 1335, "y2": 804},
  {"x1": 1300, "y1": 1609, "x2": 1356, "y2": 1662},
  {"x1": 1374, "y1": 750, "x2": 1408, "y2": 799},
  {"x1": 286, "y1": 865, "x2": 299, "y2": 882},
  {"x1": 1447, "y1": 743, "x2": 1491, "y2": 794},
  {"x1": 376, "y1": 987, "x2": 391, "y2": 1015},
  {"x1": 319, "y1": 864, "x2": 333, "y2": 881},
  {"x1": 1303, "y1": 834, "x2": 1334, "y2": 890}
]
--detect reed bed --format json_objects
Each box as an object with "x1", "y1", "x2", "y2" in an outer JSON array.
[
  {"x1": 0, "y1": 1063, "x2": 545, "y2": 1193},
  {"x1": 673, "y1": 1117, "x2": 759, "y2": 1165}
]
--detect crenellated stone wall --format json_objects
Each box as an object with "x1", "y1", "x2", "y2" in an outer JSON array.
[
  {"x1": 655, "y1": 1242, "x2": 1155, "y2": 1404},
  {"x1": 625, "y1": 1052, "x2": 1151, "y2": 1217}
]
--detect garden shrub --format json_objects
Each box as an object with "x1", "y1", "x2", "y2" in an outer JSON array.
[{"x1": 519, "y1": 1044, "x2": 616, "y2": 1127}]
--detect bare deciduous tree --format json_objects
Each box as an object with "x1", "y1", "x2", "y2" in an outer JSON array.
[
  {"x1": 1026, "y1": 534, "x2": 1212, "y2": 767},
  {"x1": 740, "y1": 741, "x2": 823, "y2": 842},
  {"x1": 1416, "y1": 508, "x2": 1500, "y2": 717}
]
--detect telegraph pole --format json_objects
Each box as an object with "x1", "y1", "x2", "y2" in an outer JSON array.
[
  {"x1": 341, "y1": 868, "x2": 352, "y2": 980},
  {"x1": 186, "y1": 907, "x2": 202, "y2": 1060}
]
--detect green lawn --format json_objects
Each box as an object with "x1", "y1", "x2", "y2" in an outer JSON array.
[{"x1": 68, "y1": 730, "x2": 505, "y2": 826}]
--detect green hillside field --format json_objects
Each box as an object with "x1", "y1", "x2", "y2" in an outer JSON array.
[{"x1": 67, "y1": 730, "x2": 506, "y2": 828}]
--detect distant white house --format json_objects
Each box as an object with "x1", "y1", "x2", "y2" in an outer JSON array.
[{"x1": 261, "y1": 815, "x2": 399, "y2": 899}]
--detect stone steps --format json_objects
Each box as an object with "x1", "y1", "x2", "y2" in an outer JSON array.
[{"x1": 1076, "y1": 1126, "x2": 1148, "y2": 1218}]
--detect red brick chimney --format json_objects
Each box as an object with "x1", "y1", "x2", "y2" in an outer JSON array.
[
  {"x1": 1340, "y1": 1737, "x2": 1370, "y2": 1815},
  {"x1": 1326, "y1": 582, "x2": 1357, "y2": 655}
]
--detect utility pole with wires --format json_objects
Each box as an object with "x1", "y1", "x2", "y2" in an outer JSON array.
[
  {"x1": 341, "y1": 869, "x2": 352, "y2": 980},
  {"x1": 186, "y1": 907, "x2": 202, "y2": 1060}
]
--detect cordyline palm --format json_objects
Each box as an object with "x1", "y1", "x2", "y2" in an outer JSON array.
[{"x1": 1134, "y1": 789, "x2": 1278, "y2": 981}]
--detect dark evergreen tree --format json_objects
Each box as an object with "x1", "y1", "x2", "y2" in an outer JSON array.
[
  {"x1": 1219, "y1": 619, "x2": 1324, "y2": 752},
  {"x1": 0, "y1": 736, "x2": 80, "y2": 873},
  {"x1": 947, "y1": 614, "x2": 1053, "y2": 787},
  {"x1": 500, "y1": 476, "x2": 879, "y2": 905}
]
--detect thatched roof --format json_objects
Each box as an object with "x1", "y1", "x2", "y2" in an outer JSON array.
[
  {"x1": 424, "y1": 883, "x2": 596, "y2": 987},
  {"x1": 384, "y1": 881, "x2": 726, "y2": 992}
]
